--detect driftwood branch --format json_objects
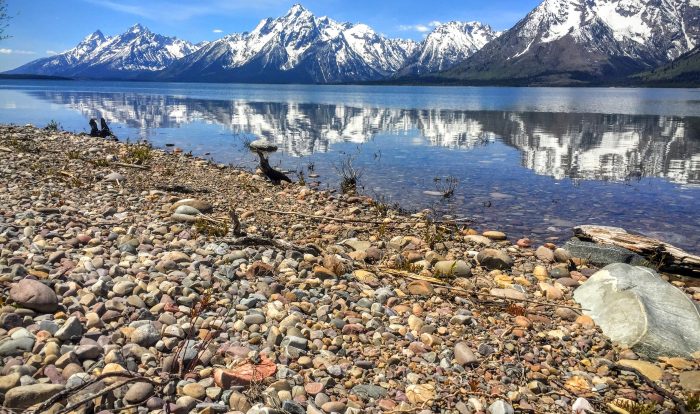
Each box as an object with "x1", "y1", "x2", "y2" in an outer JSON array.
[
  {"x1": 378, "y1": 267, "x2": 586, "y2": 312},
  {"x1": 110, "y1": 161, "x2": 149, "y2": 170},
  {"x1": 610, "y1": 363, "x2": 687, "y2": 414},
  {"x1": 31, "y1": 372, "x2": 162, "y2": 413},
  {"x1": 222, "y1": 235, "x2": 321, "y2": 256},
  {"x1": 55, "y1": 376, "x2": 162, "y2": 414},
  {"x1": 259, "y1": 208, "x2": 399, "y2": 226},
  {"x1": 574, "y1": 225, "x2": 700, "y2": 276}
]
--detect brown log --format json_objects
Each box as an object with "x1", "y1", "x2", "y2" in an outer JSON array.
[{"x1": 573, "y1": 225, "x2": 700, "y2": 277}]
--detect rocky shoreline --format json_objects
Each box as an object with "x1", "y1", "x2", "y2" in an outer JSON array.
[{"x1": 0, "y1": 124, "x2": 699, "y2": 413}]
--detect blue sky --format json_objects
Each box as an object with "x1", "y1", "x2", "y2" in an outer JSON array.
[{"x1": 0, "y1": 0, "x2": 540, "y2": 71}]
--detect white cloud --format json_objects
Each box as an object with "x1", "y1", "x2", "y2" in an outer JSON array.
[
  {"x1": 0, "y1": 48, "x2": 36, "y2": 55},
  {"x1": 46, "y1": 50, "x2": 61, "y2": 55},
  {"x1": 398, "y1": 21, "x2": 442, "y2": 33},
  {"x1": 212, "y1": 29, "x2": 223, "y2": 33},
  {"x1": 398, "y1": 24, "x2": 431, "y2": 33},
  {"x1": 79, "y1": 0, "x2": 291, "y2": 22}
]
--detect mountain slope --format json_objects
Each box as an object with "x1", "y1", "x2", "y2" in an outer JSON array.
[
  {"x1": 160, "y1": 5, "x2": 417, "y2": 83},
  {"x1": 441, "y1": 0, "x2": 700, "y2": 85},
  {"x1": 398, "y1": 21, "x2": 500, "y2": 75},
  {"x1": 631, "y1": 45, "x2": 700, "y2": 85},
  {"x1": 8, "y1": 24, "x2": 199, "y2": 79}
]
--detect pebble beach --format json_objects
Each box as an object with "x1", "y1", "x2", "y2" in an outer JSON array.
[{"x1": 1, "y1": 124, "x2": 699, "y2": 414}]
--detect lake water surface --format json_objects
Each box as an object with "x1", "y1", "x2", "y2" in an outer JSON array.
[{"x1": 1, "y1": 80, "x2": 699, "y2": 252}]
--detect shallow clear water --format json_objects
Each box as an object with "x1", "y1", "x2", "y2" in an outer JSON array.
[{"x1": 1, "y1": 80, "x2": 699, "y2": 252}]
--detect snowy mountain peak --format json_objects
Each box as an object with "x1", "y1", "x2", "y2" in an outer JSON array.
[
  {"x1": 398, "y1": 20, "x2": 500, "y2": 74},
  {"x1": 161, "y1": 4, "x2": 420, "y2": 83},
  {"x1": 8, "y1": 25, "x2": 200, "y2": 78},
  {"x1": 446, "y1": 0, "x2": 700, "y2": 84},
  {"x1": 83, "y1": 30, "x2": 106, "y2": 42},
  {"x1": 286, "y1": 3, "x2": 310, "y2": 16},
  {"x1": 521, "y1": 0, "x2": 699, "y2": 58},
  {"x1": 128, "y1": 23, "x2": 147, "y2": 34}
]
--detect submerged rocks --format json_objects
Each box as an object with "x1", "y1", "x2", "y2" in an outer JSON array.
[
  {"x1": 574, "y1": 263, "x2": 700, "y2": 358},
  {"x1": 9, "y1": 278, "x2": 58, "y2": 313}
]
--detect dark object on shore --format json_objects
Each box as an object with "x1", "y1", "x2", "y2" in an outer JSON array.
[
  {"x1": 89, "y1": 119, "x2": 100, "y2": 137},
  {"x1": 229, "y1": 210, "x2": 244, "y2": 236},
  {"x1": 100, "y1": 118, "x2": 112, "y2": 137},
  {"x1": 256, "y1": 150, "x2": 291, "y2": 184},
  {"x1": 89, "y1": 117, "x2": 115, "y2": 139}
]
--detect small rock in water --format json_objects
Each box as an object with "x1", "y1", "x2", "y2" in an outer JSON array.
[{"x1": 482, "y1": 231, "x2": 507, "y2": 240}]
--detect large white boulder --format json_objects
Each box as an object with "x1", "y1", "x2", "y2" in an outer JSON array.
[{"x1": 573, "y1": 263, "x2": 700, "y2": 358}]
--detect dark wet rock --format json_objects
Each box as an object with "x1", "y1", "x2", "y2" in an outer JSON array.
[{"x1": 564, "y1": 239, "x2": 647, "y2": 267}]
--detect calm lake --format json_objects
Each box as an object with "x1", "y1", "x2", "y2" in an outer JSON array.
[{"x1": 1, "y1": 80, "x2": 699, "y2": 252}]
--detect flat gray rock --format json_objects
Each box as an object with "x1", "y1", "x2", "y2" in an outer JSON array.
[
  {"x1": 574, "y1": 263, "x2": 700, "y2": 358},
  {"x1": 248, "y1": 139, "x2": 278, "y2": 152},
  {"x1": 564, "y1": 239, "x2": 647, "y2": 267}
]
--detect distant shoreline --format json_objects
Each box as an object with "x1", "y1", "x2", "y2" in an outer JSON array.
[
  {"x1": 0, "y1": 74, "x2": 73, "y2": 81},
  {"x1": 1, "y1": 73, "x2": 697, "y2": 88}
]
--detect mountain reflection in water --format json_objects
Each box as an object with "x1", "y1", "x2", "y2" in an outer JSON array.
[{"x1": 29, "y1": 90, "x2": 700, "y2": 186}]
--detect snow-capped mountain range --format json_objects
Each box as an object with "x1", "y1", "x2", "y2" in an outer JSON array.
[
  {"x1": 398, "y1": 21, "x2": 501, "y2": 75},
  {"x1": 9, "y1": 24, "x2": 200, "y2": 79},
  {"x1": 7, "y1": 1, "x2": 700, "y2": 85},
  {"x1": 8, "y1": 4, "x2": 498, "y2": 83},
  {"x1": 160, "y1": 4, "x2": 422, "y2": 83},
  {"x1": 445, "y1": 0, "x2": 700, "y2": 84}
]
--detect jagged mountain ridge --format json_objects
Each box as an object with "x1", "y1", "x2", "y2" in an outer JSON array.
[
  {"x1": 8, "y1": 24, "x2": 200, "y2": 79},
  {"x1": 7, "y1": 1, "x2": 700, "y2": 85},
  {"x1": 441, "y1": 0, "x2": 700, "y2": 84},
  {"x1": 8, "y1": 4, "x2": 497, "y2": 83},
  {"x1": 398, "y1": 21, "x2": 501, "y2": 75},
  {"x1": 160, "y1": 5, "x2": 419, "y2": 83}
]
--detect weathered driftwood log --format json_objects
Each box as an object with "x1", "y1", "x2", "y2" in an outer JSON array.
[
  {"x1": 256, "y1": 150, "x2": 291, "y2": 184},
  {"x1": 99, "y1": 117, "x2": 113, "y2": 137},
  {"x1": 573, "y1": 225, "x2": 700, "y2": 277},
  {"x1": 89, "y1": 118, "x2": 115, "y2": 138}
]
